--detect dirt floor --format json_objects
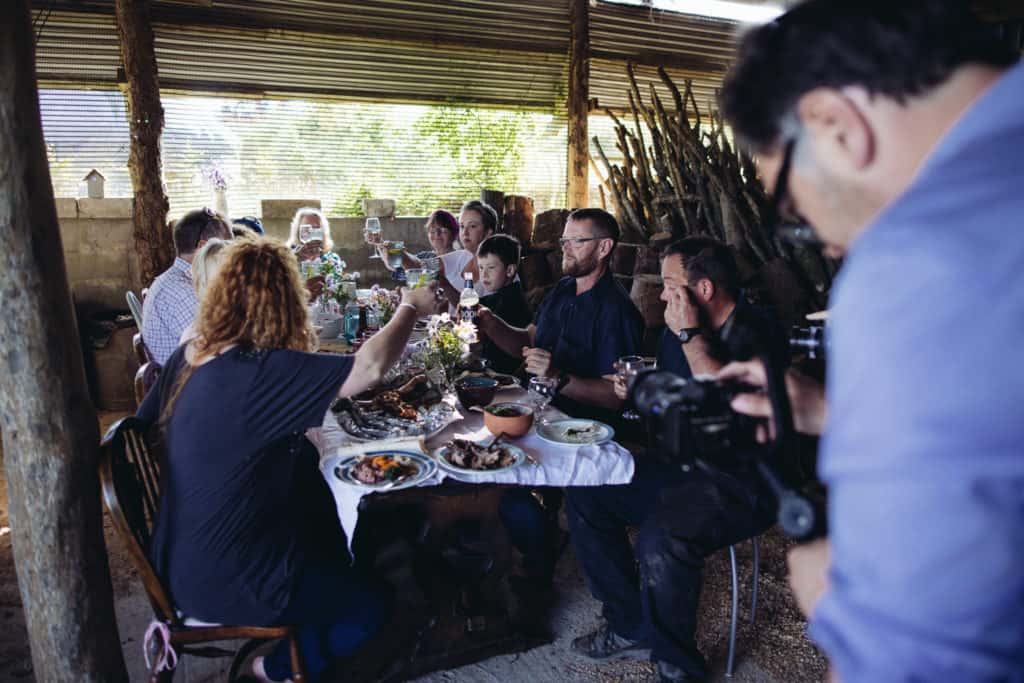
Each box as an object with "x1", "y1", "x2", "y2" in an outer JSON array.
[{"x1": 0, "y1": 413, "x2": 827, "y2": 682}]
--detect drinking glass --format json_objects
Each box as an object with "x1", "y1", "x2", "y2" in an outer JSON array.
[
  {"x1": 528, "y1": 376, "x2": 559, "y2": 426},
  {"x1": 618, "y1": 355, "x2": 647, "y2": 421},
  {"x1": 385, "y1": 241, "x2": 405, "y2": 270},
  {"x1": 364, "y1": 217, "x2": 382, "y2": 257}
]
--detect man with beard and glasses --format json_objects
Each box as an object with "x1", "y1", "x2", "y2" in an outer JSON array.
[
  {"x1": 476, "y1": 208, "x2": 644, "y2": 617},
  {"x1": 477, "y1": 207, "x2": 644, "y2": 424}
]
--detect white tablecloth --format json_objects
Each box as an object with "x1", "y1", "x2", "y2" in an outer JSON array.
[{"x1": 307, "y1": 389, "x2": 636, "y2": 552}]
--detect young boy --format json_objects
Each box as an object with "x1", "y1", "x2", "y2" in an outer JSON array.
[{"x1": 477, "y1": 234, "x2": 531, "y2": 375}]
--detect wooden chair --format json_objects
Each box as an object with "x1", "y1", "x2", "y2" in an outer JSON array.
[
  {"x1": 134, "y1": 362, "x2": 161, "y2": 407},
  {"x1": 133, "y1": 332, "x2": 150, "y2": 366},
  {"x1": 99, "y1": 417, "x2": 307, "y2": 682}
]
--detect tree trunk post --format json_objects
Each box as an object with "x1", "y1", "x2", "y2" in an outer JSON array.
[
  {"x1": 0, "y1": 2, "x2": 129, "y2": 680},
  {"x1": 567, "y1": 0, "x2": 590, "y2": 209},
  {"x1": 115, "y1": 0, "x2": 173, "y2": 289}
]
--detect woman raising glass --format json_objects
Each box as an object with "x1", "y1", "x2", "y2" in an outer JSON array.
[{"x1": 136, "y1": 236, "x2": 437, "y2": 683}]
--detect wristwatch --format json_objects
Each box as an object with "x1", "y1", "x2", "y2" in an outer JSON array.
[{"x1": 677, "y1": 327, "x2": 702, "y2": 344}]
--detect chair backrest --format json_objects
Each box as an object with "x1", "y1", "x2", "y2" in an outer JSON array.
[
  {"x1": 134, "y1": 361, "x2": 161, "y2": 407},
  {"x1": 126, "y1": 290, "x2": 144, "y2": 330},
  {"x1": 99, "y1": 417, "x2": 180, "y2": 625}
]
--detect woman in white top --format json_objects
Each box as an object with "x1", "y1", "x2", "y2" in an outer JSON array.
[{"x1": 436, "y1": 200, "x2": 498, "y2": 304}]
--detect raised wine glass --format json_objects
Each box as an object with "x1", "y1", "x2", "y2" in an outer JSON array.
[
  {"x1": 618, "y1": 355, "x2": 647, "y2": 422},
  {"x1": 528, "y1": 376, "x2": 559, "y2": 426},
  {"x1": 364, "y1": 217, "x2": 382, "y2": 258}
]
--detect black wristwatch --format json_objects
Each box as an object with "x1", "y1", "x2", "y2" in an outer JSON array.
[{"x1": 677, "y1": 327, "x2": 702, "y2": 344}]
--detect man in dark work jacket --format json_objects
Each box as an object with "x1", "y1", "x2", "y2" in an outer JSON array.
[{"x1": 566, "y1": 237, "x2": 788, "y2": 683}]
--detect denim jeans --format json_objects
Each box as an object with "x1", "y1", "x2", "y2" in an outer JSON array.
[
  {"x1": 566, "y1": 456, "x2": 775, "y2": 678},
  {"x1": 264, "y1": 561, "x2": 391, "y2": 682}
]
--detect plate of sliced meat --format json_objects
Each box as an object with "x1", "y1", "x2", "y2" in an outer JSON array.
[
  {"x1": 333, "y1": 450, "x2": 437, "y2": 491},
  {"x1": 433, "y1": 437, "x2": 528, "y2": 478}
]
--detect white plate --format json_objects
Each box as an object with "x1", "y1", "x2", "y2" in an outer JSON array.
[
  {"x1": 536, "y1": 419, "x2": 615, "y2": 446},
  {"x1": 433, "y1": 442, "x2": 528, "y2": 478},
  {"x1": 332, "y1": 450, "x2": 437, "y2": 491}
]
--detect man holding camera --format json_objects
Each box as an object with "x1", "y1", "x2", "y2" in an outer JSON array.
[
  {"x1": 566, "y1": 238, "x2": 788, "y2": 682},
  {"x1": 717, "y1": 1, "x2": 1024, "y2": 680}
]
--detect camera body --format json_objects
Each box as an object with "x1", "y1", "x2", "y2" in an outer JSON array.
[{"x1": 630, "y1": 370, "x2": 758, "y2": 467}]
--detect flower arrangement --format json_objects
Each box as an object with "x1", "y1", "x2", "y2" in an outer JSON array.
[
  {"x1": 201, "y1": 166, "x2": 229, "y2": 191},
  {"x1": 318, "y1": 260, "x2": 359, "y2": 312},
  {"x1": 414, "y1": 313, "x2": 478, "y2": 389},
  {"x1": 368, "y1": 285, "x2": 400, "y2": 326}
]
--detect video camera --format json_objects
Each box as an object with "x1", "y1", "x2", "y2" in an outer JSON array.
[
  {"x1": 627, "y1": 324, "x2": 824, "y2": 541},
  {"x1": 790, "y1": 323, "x2": 827, "y2": 360}
]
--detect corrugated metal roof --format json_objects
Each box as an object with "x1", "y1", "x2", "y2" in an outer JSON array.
[
  {"x1": 33, "y1": 1, "x2": 738, "y2": 112},
  {"x1": 53, "y1": 0, "x2": 572, "y2": 54},
  {"x1": 35, "y1": 10, "x2": 570, "y2": 110},
  {"x1": 590, "y1": 2, "x2": 738, "y2": 73}
]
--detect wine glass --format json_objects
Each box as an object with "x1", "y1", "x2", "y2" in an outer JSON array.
[
  {"x1": 528, "y1": 376, "x2": 559, "y2": 426},
  {"x1": 618, "y1": 355, "x2": 647, "y2": 421},
  {"x1": 364, "y1": 217, "x2": 382, "y2": 258}
]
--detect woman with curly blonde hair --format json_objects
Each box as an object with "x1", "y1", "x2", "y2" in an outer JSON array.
[{"x1": 137, "y1": 235, "x2": 437, "y2": 683}]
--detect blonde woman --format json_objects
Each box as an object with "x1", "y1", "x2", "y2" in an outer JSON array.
[
  {"x1": 178, "y1": 237, "x2": 229, "y2": 345},
  {"x1": 136, "y1": 236, "x2": 436, "y2": 683},
  {"x1": 287, "y1": 207, "x2": 344, "y2": 299}
]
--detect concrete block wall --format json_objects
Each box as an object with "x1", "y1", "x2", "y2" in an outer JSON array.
[
  {"x1": 56, "y1": 197, "x2": 135, "y2": 314},
  {"x1": 260, "y1": 200, "x2": 433, "y2": 286},
  {"x1": 55, "y1": 198, "x2": 440, "y2": 311}
]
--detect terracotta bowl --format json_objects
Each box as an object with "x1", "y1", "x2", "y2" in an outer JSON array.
[
  {"x1": 455, "y1": 376, "x2": 499, "y2": 409},
  {"x1": 482, "y1": 402, "x2": 534, "y2": 438}
]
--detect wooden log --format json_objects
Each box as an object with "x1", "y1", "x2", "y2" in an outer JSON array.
[
  {"x1": 633, "y1": 245, "x2": 662, "y2": 276},
  {"x1": 566, "y1": 0, "x2": 590, "y2": 209},
  {"x1": 611, "y1": 243, "x2": 640, "y2": 277},
  {"x1": 0, "y1": 2, "x2": 129, "y2": 679},
  {"x1": 613, "y1": 274, "x2": 634, "y2": 297},
  {"x1": 532, "y1": 208, "x2": 569, "y2": 250},
  {"x1": 546, "y1": 249, "x2": 564, "y2": 282},
  {"x1": 502, "y1": 194, "x2": 534, "y2": 249},
  {"x1": 630, "y1": 274, "x2": 667, "y2": 329},
  {"x1": 115, "y1": 0, "x2": 173, "y2": 289},
  {"x1": 519, "y1": 249, "x2": 553, "y2": 291},
  {"x1": 480, "y1": 189, "x2": 504, "y2": 229}
]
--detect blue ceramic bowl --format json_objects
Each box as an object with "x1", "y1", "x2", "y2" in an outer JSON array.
[{"x1": 455, "y1": 376, "x2": 500, "y2": 409}]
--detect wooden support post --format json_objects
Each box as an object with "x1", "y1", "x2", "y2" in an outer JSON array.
[
  {"x1": 115, "y1": 0, "x2": 173, "y2": 288},
  {"x1": 0, "y1": 2, "x2": 129, "y2": 680},
  {"x1": 566, "y1": 0, "x2": 590, "y2": 209}
]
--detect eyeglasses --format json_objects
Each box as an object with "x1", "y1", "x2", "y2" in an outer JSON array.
[
  {"x1": 765, "y1": 139, "x2": 822, "y2": 248},
  {"x1": 558, "y1": 236, "x2": 604, "y2": 248}
]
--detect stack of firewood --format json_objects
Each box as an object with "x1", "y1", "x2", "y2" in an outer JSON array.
[{"x1": 591, "y1": 64, "x2": 837, "y2": 324}]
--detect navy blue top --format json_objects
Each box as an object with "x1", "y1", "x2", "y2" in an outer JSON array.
[
  {"x1": 137, "y1": 345, "x2": 353, "y2": 625},
  {"x1": 480, "y1": 281, "x2": 533, "y2": 375},
  {"x1": 533, "y1": 269, "x2": 644, "y2": 421}
]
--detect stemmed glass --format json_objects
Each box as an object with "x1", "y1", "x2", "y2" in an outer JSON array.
[
  {"x1": 528, "y1": 376, "x2": 559, "y2": 426},
  {"x1": 618, "y1": 355, "x2": 647, "y2": 422},
  {"x1": 364, "y1": 217, "x2": 382, "y2": 258}
]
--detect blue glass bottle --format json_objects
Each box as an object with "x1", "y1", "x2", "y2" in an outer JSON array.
[{"x1": 344, "y1": 301, "x2": 360, "y2": 342}]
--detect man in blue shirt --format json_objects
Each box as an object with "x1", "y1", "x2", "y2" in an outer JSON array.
[
  {"x1": 718, "y1": 1, "x2": 1024, "y2": 680},
  {"x1": 566, "y1": 238, "x2": 788, "y2": 682},
  {"x1": 477, "y1": 208, "x2": 643, "y2": 623},
  {"x1": 478, "y1": 207, "x2": 644, "y2": 425}
]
